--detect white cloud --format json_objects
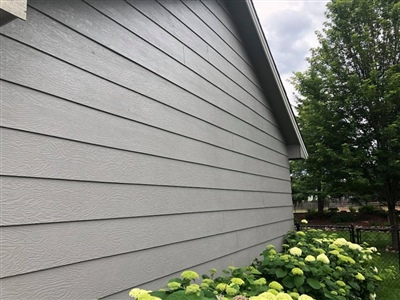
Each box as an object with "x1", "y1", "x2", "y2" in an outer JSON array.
[{"x1": 253, "y1": 0, "x2": 328, "y2": 107}]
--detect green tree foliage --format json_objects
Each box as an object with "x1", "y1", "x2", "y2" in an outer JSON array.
[{"x1": 291, "y1": 0, "x2": 400, "y2": 247}]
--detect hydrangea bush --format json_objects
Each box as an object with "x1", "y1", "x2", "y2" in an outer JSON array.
[
  {"x1": 128, "y1": 229, "x2": 384, "y2": 300},
  {"x1": 254, "y1": 229, "x2": 383, "y2": 300}
]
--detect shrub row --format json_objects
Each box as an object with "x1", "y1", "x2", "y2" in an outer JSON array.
[
  {"x1": 304, "y1": 205, "x2": 394, "y2": 224},
  {"x1": 128, "y1": 228, "x2": 384, "y2": 300}
]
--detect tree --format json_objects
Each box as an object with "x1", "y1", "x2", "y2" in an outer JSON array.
[{"x1": 292, "y1": 0, "x2": 400, "y2": 248}]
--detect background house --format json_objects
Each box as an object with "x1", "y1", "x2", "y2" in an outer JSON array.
[{"x1": 0, "y1": 0, "x2": 306, "y2": 299}]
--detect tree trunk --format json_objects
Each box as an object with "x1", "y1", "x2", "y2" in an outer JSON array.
[
  {"x1": 387, "y1": 199, "x2": 399, "y2": 251},
  {"x1": 385, "y1": 179, "x2": 399, "y2": 251},
  {"x1": 316, "y1": 183, "x2": 325, "y2": 215},
  {"x1": 318, "y1": 196, "x2": 325, "y2": 215}
]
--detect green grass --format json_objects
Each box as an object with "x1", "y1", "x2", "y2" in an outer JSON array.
[
  {"x1": 376, "y1": 265, "x2": 400, "y2": 299},
  {"x1": 360, "y1": 231, "x2": 400, "y2": 300}
]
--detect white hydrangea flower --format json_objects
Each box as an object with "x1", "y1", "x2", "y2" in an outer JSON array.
[
  {"x1": 317, "y1": 253, "x2": 330, "y2": 264},
  {"x1": 289, "y1": 247, "x2": 302, "y2": 256},
  {"x1": 370, "y1": 293, "x2": 376, "y2": 300}
]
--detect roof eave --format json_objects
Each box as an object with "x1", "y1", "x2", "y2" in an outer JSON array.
[{"x1": 224, "y1": 0, "x2": 308, "y2": 160}]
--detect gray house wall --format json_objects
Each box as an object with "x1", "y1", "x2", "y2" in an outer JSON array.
[{"x1": 0, "y1": 0, "x2": 295, "y2": 299}]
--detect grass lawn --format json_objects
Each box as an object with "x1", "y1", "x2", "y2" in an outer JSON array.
[
  {"x1": 360, "y1": 231, "x2": 400, "y2": 300},
  {"x1": 376, "y1": 268, "x2": 400, "y2": 300}
]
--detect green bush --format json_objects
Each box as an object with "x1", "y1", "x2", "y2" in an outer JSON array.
[
  {"x1": 327, "y1": 208, "x2": 339, "y2": 214},
  {"x1": 330, "y1": 212, "x2": 356, "y2": 224},
  {"x1": 254, "y1": 230, "x2": 382, "y2": 300},
  {"x1": 348, "y1": 207, "x2": 357, "y2": 213},
  {"x1": 323, "y1": 208, "x2": 339, "y2": 219},
  {"x1": 127, "y1": 230, "x2": 384, "y2": 300},
  {"x1": 129, "y1": 267, "x2": 314, "y2": 300},
  {"x1": 358, "y1": 205, "x2": 376, "y2": 214},
  {"x1": 305, "y1": 208, "x2": 318, "y2": 220},
  {"x1": 372, "y1": 208, "x2": 387, "y2": 217}
]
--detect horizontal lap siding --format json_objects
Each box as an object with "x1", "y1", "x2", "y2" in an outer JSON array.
[
  {"x1": 1, "y1": 208, "x2": 293, "y2": 277},
  {"x1": 105, "y1": 235, "x2": 288, "y2": 300},
  {"x1": 1, "y1": 177, "x2": 292, "y2": 225},
  {"x1": 1, "y1": 221, "x2": 294, "y2": 300},
  {"x1": 0, "y1": 0, "x2": 293, "y2": 299}
]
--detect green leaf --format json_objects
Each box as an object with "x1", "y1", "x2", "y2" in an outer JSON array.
[
  {"x1": 168, "y1": 278, "x2": 183, "y2": 284},
  {"x1": 165, "y1": 291, "x2": 202, "y2": 300},
  {"x1": 306, "y1": 278, "x2": 322, "y2": 290},
  {"x1": 367, "y1": 282, "x2": 375, "y2": 292},
  {"x1": 309, "y1": 267, "x2": 321, "y2": 277},
  {"x1": 325, "y1": 279, "x2": 337, "y2": 289},
  {"x1": 250, "y1": 268, "x2": 262, "y2": 275},
  {"x1": 202, "y1": 290, "x2": 215, "y2": 298},
  {"x1": 293, "y1": 275, "x2": 305, "y2": 288},
  {"x1": 323, "y1": 292, "x2": 335, "y2": 299},
  {"x1": 348, "y1": 281, "x2": 360, "y2": 291},
  {"x1": 267, "y1": 268, "x2": 277, "y2": 276},
  {"x1": 275, "y1": 268, "x2": 288, "y2": 278},
  {"x1": 282, "y1": 276, "x2": 295, "y2": 289},
  {"x1": 150, "y1": 291, "x2": 168, "y2": 299}
]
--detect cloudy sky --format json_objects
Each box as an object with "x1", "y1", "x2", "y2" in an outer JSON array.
[{"x1": 253, "y1": 1, "x2": 328, "y2": 107}]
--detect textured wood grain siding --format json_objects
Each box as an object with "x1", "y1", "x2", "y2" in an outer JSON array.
[{"x1": 0, "y1": 1, "x2": 294, "y2": 298}]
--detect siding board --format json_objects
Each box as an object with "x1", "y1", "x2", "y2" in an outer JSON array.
[
  {"x1": 1, "y1": 209, "x2": 292, "y2": 277},
  {"x1": 182, "y1": 0, "x2": 247, "y2": 63},
  {"x1": 86, "y1": 0, "x2": 186, "y2": 63},
  {"x1": 1, "y1": 128, "x2": 290, "y2": 192},
  {"x1": 104, "y1": 237, "x2": 285, "y2": 300},
  {"x1": 28, "y1": 0, "x2": 279, "y2": 136},
  {"x1": 182, "y1": 0, "x2": 270, "y2": 107},
  {"x1": 157, "y1": 0, "x2": 253, "y2": 73},
  {"x1": 0, "y1": 0, "x2": 295, "y2": 298},
  {"x1": 1, "y1": 177, "x2": 292, "y2": 226},
  {"x1": 0, "y1": 232, "x2": 236, "y2": 299},
  {"x1": 0, "y1": 222, "x2": 292, "y2": 300},
  {"x1": 182, "y1": 46, "x2": 274, "y2": 121},
  {"x1": 0, "y1": 11, "x2": 285, "y2": 150},
  {"x1": 201, "y1": 0, "x2": 241, "y2": 42},
  {"x1": 86, "y1": 0, "x2": 274, "y2": 122},
  {"x1": 1, "y1": 81, "x2": 289, "y2": 179},
  {"x1": 130, "y1": 0, "x2": 261, "y2": 90},
  {"x1": 128, "y1": 0, "x2": 209, "y2": 59},
  {"x1": 0, "y1": 36, "x2": 289, "y2": 164},
  {"x1": 129, "y1": 0, "x2": 266, "y2": 100}
]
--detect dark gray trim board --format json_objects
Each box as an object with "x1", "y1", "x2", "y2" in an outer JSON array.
[{"x1": 223, "y1": 0, "x2": 307, "y2": 159}]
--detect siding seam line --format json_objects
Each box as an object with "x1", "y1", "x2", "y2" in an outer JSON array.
[
  {"x1": 2, "y1": 31, "x2": 286, "y2": 152},
  {"x1": 0, "y1": 124, "x2": 290, "y2": 177},
  {"x1": 80, "y1": 1, "x2": 278, "y2": 131},
  {"x1": 199, "y1": 0, "x2": 245, "y2": 48},
  {"x1": 179, "y1": 0, "x2": 252, "y2": 69},
  {"x1": 0, "y1": 175, "x2": 291, "y2": 194},
  {"x1": 152, "y1": 0, "x2": 262, "y2": 90},
  {"x1": 102, "y1": 233, "x2": 289, "y2": 298},
  {"x1": 122, "y1": 0, "x2": 268, "y2": 112},
  {"x1": 0, "y1": 205, "x2": 294, "y2": 227},
  {"x1": 0, "y1": 219, "x2": 294, "y2": 280},
  {"x1": 0, "y1": 56, "x2": 289, "y2": 162}
]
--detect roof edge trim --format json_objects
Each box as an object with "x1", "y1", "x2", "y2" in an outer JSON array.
[{"x1": 225, "y1": 0, "x2": 308, "y2": 159}]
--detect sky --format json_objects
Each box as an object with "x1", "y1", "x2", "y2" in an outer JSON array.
[{"x1": 253, "y1": 0, "x2": 329, "y2": 107}]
